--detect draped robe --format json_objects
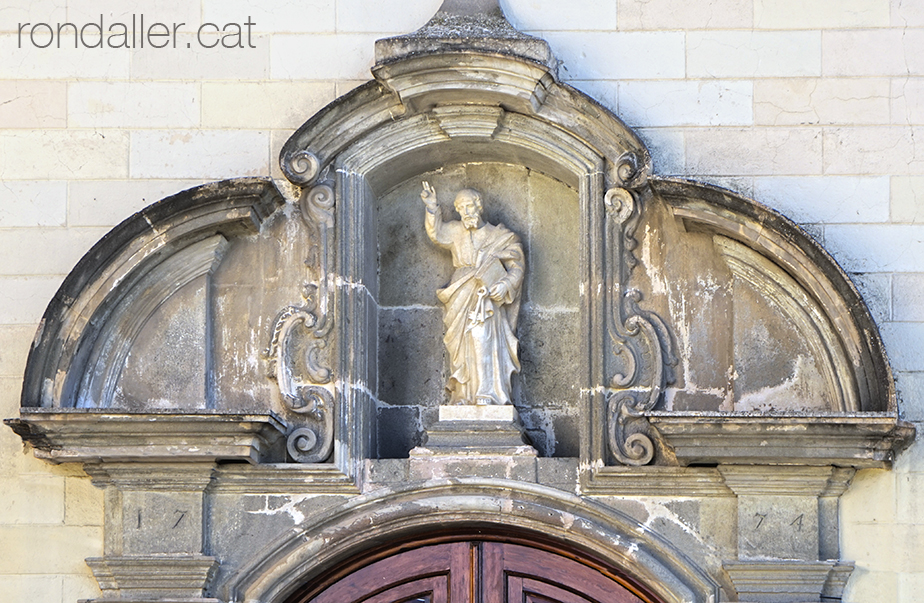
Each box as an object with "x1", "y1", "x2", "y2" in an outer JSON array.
[{"x1": 425, "y1": 207, "x2": 525, "y2": 405}]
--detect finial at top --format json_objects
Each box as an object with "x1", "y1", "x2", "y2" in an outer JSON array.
[
  {"x1": 374, "y1": 0, "x2": 554, "y2": 70},
  {"x1": 436, "y1": 0, "x2": 504, "y2": 18}
]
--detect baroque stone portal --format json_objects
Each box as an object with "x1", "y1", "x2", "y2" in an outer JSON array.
[{"x1": 421, "y1": 182, "x2": 525, "y2": 405}]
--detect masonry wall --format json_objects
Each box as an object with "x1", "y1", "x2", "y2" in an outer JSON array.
[{"x1": 0, "y1": 0, "x2": 921, "y2": 601}]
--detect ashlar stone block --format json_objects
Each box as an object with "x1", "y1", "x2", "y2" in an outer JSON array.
[
  {"x1": 736, "y1": 495, "x2": 820, "y2": 560},
  {"x1": 68, "y1": 82, "x2": 199, "y2": 129},
  {"x1": 0, "y1": 181, "x2": 66, "y2": 227},
  {"x1": 892, "y1": 176, "x2": 924, "y2": 223},
  {"x1": 120, "y1": 490, "x2": 204, "y2": 555},
  {"x1": 131, "y1": 34, "x2": 269, "y2": 80},
  {"x1": 0, "y1": 81, "x2": 66, "y2": 129},
  {"x1": 542, "y1": 31, "x2": 685, "y2": 80},
  {"x1": 619, "y1": 80, "x2": 753, "y2": 128},
  {"x1": 205, "y1": 0, "x2": 336, "y2": 33},
  {"x1": 617, "y1": 0, "x2": 751, "y2": 30},
  {"x1": 0, "y1": 131, "x2": 129, "y2": 180},
  {"x1": 755, "y1": 0, "x2": 890, "y2": 29},
  {"x1": 271, "y1": 33, "x2": 378, "y2": 79},
  {"x1": 687, "y1": 31, "x2": 821, "y2": 78},
  {"x1": 130, "y1": 130, "x2": 270, "y2": 179},
  {"x1": 0, "y1": 33, "x2": 130, "y2": 79},
  {"x1": 754, "y1": 78, "x2": 890, "y2": 126},
  {"x1": 824, "y1": 28, "x2": 924, "y2": 76}
]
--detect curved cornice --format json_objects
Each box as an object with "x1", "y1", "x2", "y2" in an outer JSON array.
[
  {"x1": 21, "y1": 178, "x2": 285, "y2": 409},
  {"x1": 280, "y1": 52, "x2": 650, "y2": 189},
  {"x1": 652, "y1": 177, "x2": 894, "y2": 413}
]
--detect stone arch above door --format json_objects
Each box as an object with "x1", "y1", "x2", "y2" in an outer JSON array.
[{"x1": 225, "y1": 480, "x2": 722, "y2": 603}]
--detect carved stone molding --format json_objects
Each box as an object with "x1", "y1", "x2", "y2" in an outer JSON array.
[
  {"x1": 714, "y1": 236, "x2": 856, "y2": 412},
  {"x1": 225, "y1": 480, "x2": 720, "y2": 603},
  {"x1": 86, "y1": 554, "x2": 219, "y2": 602},
  {"x1": 77, "y1": 235, "x2": 229, "y2": 410},
  {"x1": 84, "y1": 462, "x2": 217, "y2": 491},
  {"x1": 722, "y1": 560, "x2": 843, "y2": 603},
  {"x1": 266, "y1": 182, "x2": 337, "y2": 463},
  {"x1": 822, "y1": 563, "x2": 855, "y2": 601},
  {"x1": 280, "y1": 149, "x2": 320, "y2": 187},
  {"x1": 583, "y1": 466, "x2": 734, "y2": 497},
  {"x1": 4, "y1": 411, "x2": 286, "y2": 464},
  {"x1": 21, "y1": 178, "x2": 285, "y2": 410},
  {"x1": 208, "y1": 464, "x2": 357, "y2": 494},
  {"x1": 373, "y1": 51, "x2": 556, "y2": 114},
  {"x1": 649, "y1": 412, "x2": 914, "y2": 468},
  {"x1": 604, "y1": 185, "x2": 677, "y2": 466},
  {"x1": 657, "y1": 178, "x2": 893, "y2": 414},
  {"x1": 718, "y1": 465, "x2": 838, "y2": 497}
]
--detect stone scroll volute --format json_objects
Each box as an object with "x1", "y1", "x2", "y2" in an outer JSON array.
[{"x1": 266, "y1": 182, "x2": 337, "y2": 463}]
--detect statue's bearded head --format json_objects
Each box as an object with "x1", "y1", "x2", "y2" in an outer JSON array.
[{"x1": 454, "y1": 189, "x2": 484, "y2": 230}]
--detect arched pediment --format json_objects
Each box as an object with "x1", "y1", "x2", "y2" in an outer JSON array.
[
  {"x1": 8, "y1": 4, "x2": 910, "y2": 471},
  {"x1": 653, "y1": 178, "x2": 891, "y2": 414}
]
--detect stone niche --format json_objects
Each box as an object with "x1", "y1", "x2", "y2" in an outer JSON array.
[
  {"x1": 4, "y1": 2, "x2": 915, "y2": 603},
  {"x1": 376, "y1": 164, "x2": 580, "y2": 457}
]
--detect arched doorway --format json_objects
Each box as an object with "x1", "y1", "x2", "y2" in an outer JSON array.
[
  {"x1": 284, "y1": 538, "x2": 664, "y2": 603},
  {"x1": 225, "y1": 481, "x2": 720, "y2": 603}
]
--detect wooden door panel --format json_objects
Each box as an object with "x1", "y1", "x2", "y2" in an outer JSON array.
[
  {"x1": 507, "y1": 575, "x2": 596, "y2": 603},
  {"x1": 362, "y1": 575, "x2": 447, "y2": 603},
  {"x1": 487, "y1": 543, "x2": 645, "y2": 603},
  {"x1": 305, "y1": 541, "x2": 654, "y2": 603},
  {"x1": 310, "y1": 542, "x2": 471, "y2": 603}
]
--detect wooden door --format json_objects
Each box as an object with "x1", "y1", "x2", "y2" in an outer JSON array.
[{"x1": 293, "y1": 541, "x2": 657, "y2": 603}]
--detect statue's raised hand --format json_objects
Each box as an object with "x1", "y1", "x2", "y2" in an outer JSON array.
[{"x1": 421, "y1": 181, "x2": 438, "y2": 211}]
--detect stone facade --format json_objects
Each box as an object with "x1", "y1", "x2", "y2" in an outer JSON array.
[{"x1": 2, "y1": 1, "x2": 923, "y2": 602}]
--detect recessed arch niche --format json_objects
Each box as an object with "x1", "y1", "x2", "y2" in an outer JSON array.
[{"x1": 327, "y1": 101, "x2": 608, "y2": 459}]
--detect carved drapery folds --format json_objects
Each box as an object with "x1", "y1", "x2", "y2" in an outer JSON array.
[{"x1": 266, "y1": 182, "x2": 336, "y2": 463}]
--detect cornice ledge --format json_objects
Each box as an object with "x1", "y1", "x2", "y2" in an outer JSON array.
[
  {"x1": 723, "y1": 559, "x2": 851, "y2": 603},
  {"x1": 717, "y1": 465, "x2": 837, "y2": 497},
  {"x1": 583, "y1": 466, "x2": 734, "y2": 497},
  {"x1": 87, "y1": 554, "x2": 219, "y2": 602},
  {"x1": 210, "y1": 463, "x2": 358, "y2": 494},
  {"x1": 4, "y1": 410, "x2": 286, "y2": 464},
  {"x1": 649, "y1": 411, "x2": 915, "y2": 468}
]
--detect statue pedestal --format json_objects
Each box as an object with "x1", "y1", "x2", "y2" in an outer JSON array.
[{"x1": 411, "y1": 405, "x2": 536, "y2": 456}]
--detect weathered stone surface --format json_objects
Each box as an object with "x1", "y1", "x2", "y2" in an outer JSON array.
[
  {"x1": 375, "y1": 404, "x2": 422, "y2": 458},
  {"x1": 409, "y1": 453, "x2": 538, "y2": 481},
  {"x1": 113, "y1": 274, "x2": 209, "y2": 411},
  {"x1": 723, "y1": 560, "x2": 837, "y2": 603},
  {"x1": 121, "y1": 490, "x2": 205, "y2": 554},
  {"x1": 5, "y1": 411, "x2": 286, "y2": 464},
  {"x1": 374, "y1": 0, "x2": 556, "y2": 71},
  {"x1": 86, "y1": 554, "x2": 218, "y2": 600},
  {"x1": 377, "y1": 308, "x2": 444, "y2": 408},
  {"x1": 3, "y1": 4, "x2": 916, "y2": 602},
  {"x1": 651, "y1": 413, "x2": 914, "y2": 467},
  {"x1": 736, "y1": 495, "x2": 819, "y2": 560}
]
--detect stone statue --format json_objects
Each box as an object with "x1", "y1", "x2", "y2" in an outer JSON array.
[{"x1": 421, "y1": 182, "x2": 525, "y2": 405}]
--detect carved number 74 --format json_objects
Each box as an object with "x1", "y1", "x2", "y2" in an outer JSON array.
[{"x1": 753, "y1": 513, "x2": 804, "y2": 531}]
